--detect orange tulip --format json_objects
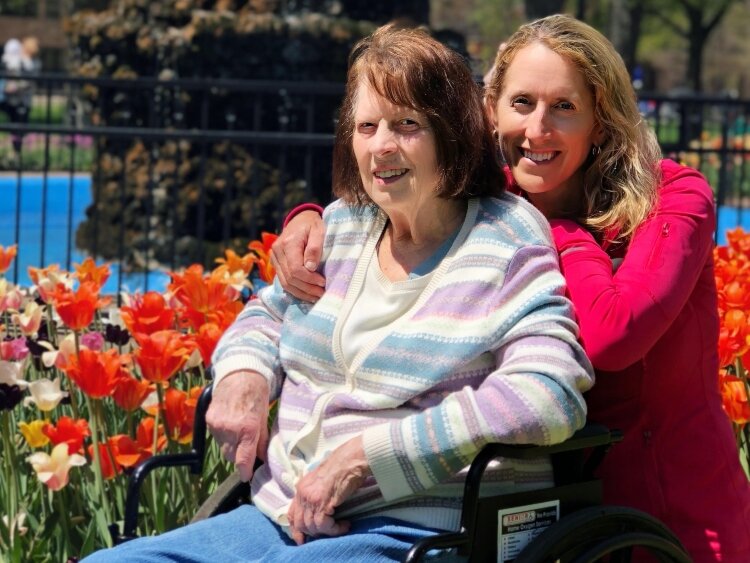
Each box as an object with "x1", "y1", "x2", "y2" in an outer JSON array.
[
  {"x1": 194, "y1": 322, "x2": 223, "y2": 366},
  {"x1": 163, "y1": 387, "x2": 194, "y2": 444},
  {"x1": 61, "y1": 348, "x2": 123, "y2": 398},
  {"x1": 88, "y1": 442, "x2": 121, "y2": 480},
  {"x1": 724, "y1": 282, "x2": 750, "y2": 311},
  {"x1": 28, "y1": 264, "x2": 71, "y2": 303},
  {"x1": 0, "y1": 244, "x2": 17, "y2": 274},
  {"x1": 136, "y1": 417, "x2": 167, "y2": 456},
  {"x1": 74, "y1": 258, "x2": 111, "y2": 291},
  {"x1": 727, "y1": 227, "x2": 750, "y2": 255},
  {"x1": 51, "y1": 281, "x2": 111, "y2": 331},
  {"x1": 133, "y1": 330, "x2": 195, "y2": 383},
  {"x1": 120, "y1": 291, "x2": 176, "y2": 335},
  {"x1": 214, "y1": 248, "x2": 256, "y2": 278},
  {"x1": 719, "y1": 371, "x2": 750, "y2": 424},
  {"x1": 112, "y1": 375, "x2": 153, "y2": 412},
  {"x1": 168, "y1": 266, "x2": 242, "y2": 332},
  {"x1": 106, "y1": 434, "x2": 145, "y2": 469},
  {"x1": 248, "y1": 232, "x2": 278, "y2": 283},
  {"x1": 43, "y1": 416, "x2": 91, "y2": 455}
]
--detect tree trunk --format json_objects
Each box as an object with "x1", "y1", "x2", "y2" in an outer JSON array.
[
  {"x1": 625, "y1": 1, "x2": 645, "y2": 75},
  {"x1": 687, "y1": 25, "x2": 706, "y2": 92},
  {"x1": 609, "y1": 0, "x2": 628, "y2": 61},
  {"x1": 680, "y1": 0, "x2": 734, "y2": 92}
]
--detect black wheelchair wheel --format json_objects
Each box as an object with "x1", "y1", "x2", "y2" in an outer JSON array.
[
  {"x1": 513, "y1": 505, "x2": 691, "y2": 563},
  {"x1": 571, "y1": 532, "x2": 694, "y2": 563}
]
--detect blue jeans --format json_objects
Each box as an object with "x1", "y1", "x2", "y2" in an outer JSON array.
[{"x1": 83, "y1": 505, "x2": 463, "y2": 562}]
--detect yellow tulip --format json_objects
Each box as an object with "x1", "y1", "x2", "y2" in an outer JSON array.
[{"x1": 19, "y1": 419, "x2": 50, "y2": 448}]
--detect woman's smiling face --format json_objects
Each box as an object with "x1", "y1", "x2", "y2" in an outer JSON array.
[
  {"x1": 490, "y1": 42, "x2": 604, "y2": 203},
  {"x1": 351, "y1": 81, "x2": 440, "y2": 213}
]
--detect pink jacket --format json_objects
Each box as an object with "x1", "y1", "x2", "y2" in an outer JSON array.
[{"x1": 550, "y1": 159, "x2": 750, "y2": 562}]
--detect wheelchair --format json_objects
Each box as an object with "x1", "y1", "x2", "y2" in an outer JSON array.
[{"x1": 110, "y1": 384, "x2": 692, "y2": 562}]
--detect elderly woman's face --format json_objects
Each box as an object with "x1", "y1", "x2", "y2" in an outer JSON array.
[
  {"x1": 490, "y1": 43, "x2": 603, "y2": 199},
  {"x1": 351, "y1": 82, "x2": 440, "y2": 211}
]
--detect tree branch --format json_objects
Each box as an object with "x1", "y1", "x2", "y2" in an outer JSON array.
[
  {"x1": 705, "y1": 0, "x2": 734, "y2": 34},
  {"x1": 645, "y1": 6, "x2": 687, "y2": 37}
]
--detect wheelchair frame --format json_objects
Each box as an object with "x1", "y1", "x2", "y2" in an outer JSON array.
[{"x1": 111, "y1": 384, "x2": 692, "y2": 562}]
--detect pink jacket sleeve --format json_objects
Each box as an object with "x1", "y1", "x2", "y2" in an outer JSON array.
[{"x1": 549, "y1": 160, "x2": 716, "y2": 371}]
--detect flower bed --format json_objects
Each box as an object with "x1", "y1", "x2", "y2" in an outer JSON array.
[
  {"x1": 0, "y1": 234, "x2": 276, "y2": 561},
  {"x1": 714, "y1": 228, "x2": 750, "y2": 475},
  {"x1": 0, "y1": 227, "x2": 748, "y2": 561}
]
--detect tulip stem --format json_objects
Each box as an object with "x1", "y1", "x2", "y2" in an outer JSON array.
[
  {"x1": 84, "y1": 395, "x2": 113, "y2": 541},
  {"x1": 56, "y1": 489, "x2": 71, "y2": 558},
  {"x1": 46, "y1": 306, "x2": 58, "y2": 346},
  {"x1": 96, "y1": 400, "x2": 118, "y2": 482},
  {"x1": 64, "y1": 331, "x2": 82, "y2": 420},
  {"x1": 1, "y1": 411, "x2": 18, "y2": 538},
  {"x1": 152, "y1": 384, "x2": 165, "y2": 505}
]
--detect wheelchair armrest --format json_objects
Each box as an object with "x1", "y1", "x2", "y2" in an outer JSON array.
[
  {"x1": 476, "y1": 423, "x2": 622, "y2": 461},
  {"x1": 112, "y1": 383, "x2": 214, "y2": 544},
  {"x1": 458, "y1": 423, "x2": 622, "y2": 542}
]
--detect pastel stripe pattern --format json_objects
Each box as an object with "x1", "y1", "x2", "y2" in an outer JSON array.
[{"x1": 211, "y1": 194, "x2": 594, "y2": 533}]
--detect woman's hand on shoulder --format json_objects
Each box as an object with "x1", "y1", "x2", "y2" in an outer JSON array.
[{"x1": 271, "y1": 210, "x2": 327, "y2": 302}]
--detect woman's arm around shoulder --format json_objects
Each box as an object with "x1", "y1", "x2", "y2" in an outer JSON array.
[{"x1": 550, "y1": 159, "x2": 716, "y2": 371}]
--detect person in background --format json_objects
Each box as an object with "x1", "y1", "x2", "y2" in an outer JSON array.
[
  {"x1": 83, "y1": 24, "x2": 593, "y2": 562},
  {"x1": 1, "y1": 36, "x2": 40, "y2": 153},
  {"x1": 272, "y1": 14, "x2": 750, "y2": 562}
]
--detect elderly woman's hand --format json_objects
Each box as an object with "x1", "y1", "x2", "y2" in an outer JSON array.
[
  {"x1": 206, "y1": 371, "x2": 270, "y2": 482},
  {"x1": 287, "y1": 435, "x2": 371, "y2": 545}
]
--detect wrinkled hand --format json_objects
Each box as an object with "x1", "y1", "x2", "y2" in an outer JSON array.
[
  {"x1": 271, "y1": 210, "x2": 326, "y2": 302},
  {"x1": 206, "y1": 371, "x2": 270, "y2": 482},
  {"x1": 287, "y1": 435, "x2": 371, "y2": 545}
]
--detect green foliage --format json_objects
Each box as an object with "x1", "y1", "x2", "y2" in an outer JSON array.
[
  {"x1": 468, "y1": 0, "x2": 525, "y2": 69},
  {"x1": 0, "y1": 133, "x2": 94, "y2": 171}
]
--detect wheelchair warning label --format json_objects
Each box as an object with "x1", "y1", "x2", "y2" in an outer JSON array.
[{"x1": 497, "y1": 500, "x2": 559, "y2": 562}]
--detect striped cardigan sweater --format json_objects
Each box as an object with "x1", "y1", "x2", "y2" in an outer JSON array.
[{"x1": 212, "y1": 195, "x2": 594, "y2": 532}]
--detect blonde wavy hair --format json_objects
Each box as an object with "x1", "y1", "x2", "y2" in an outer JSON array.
[{"x1": 485, "y1": 14, "x2": 662, "y2": 242}]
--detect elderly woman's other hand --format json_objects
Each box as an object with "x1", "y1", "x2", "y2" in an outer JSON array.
[
  {"x1": 206, "y1": 371, "x2": 270, "y2": 482},
  {"x1": 287, "y1": 435, "x2": 371, "y2": 545}
]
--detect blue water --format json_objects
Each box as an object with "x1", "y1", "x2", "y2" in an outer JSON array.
[
  {"x1": 0, "y1": 174, "x2": 169, "y2": 294},
  {"x1": 717, "y1": 207, "x2": 750, "y2": 245},
  {"x1": 0, "y1": 174, "x2": 747, "y2": 296}
]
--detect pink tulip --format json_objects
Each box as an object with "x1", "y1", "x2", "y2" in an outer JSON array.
[
  {"x1": 27, "y1": 443, "x2": 86, "y2": 491},
  {"x1": 12, "y1": 301, "x2": 43, "y2": 336},
  {"x1": 0, "y1": 279, "x2": 22, "y2": 313},
  {"x1": 81, "y1": 331, "x2": 105, "y2": 351},
  {"x1": 0, "y1": 337, "x2": 29, "y2": 361}
]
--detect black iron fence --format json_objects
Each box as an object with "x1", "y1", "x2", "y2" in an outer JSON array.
[
  {"x1": 0, "y1": 73, "x2": 749, "y2": 295},
  {"x1": 0, "y1": 73, "x2": 343, "y2": 295}
]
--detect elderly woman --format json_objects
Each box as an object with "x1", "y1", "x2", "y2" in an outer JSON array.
[{"x1": 84, "y1": 25, "x2": 593, "y2": 562}]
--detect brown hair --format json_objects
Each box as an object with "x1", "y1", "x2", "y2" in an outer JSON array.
[
  {"x1": 333, "y1": 24, "x2": 504, "y2": 204},
  {"x1": 485, "y1": 14, "x2": 662, "y2": 241}
]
